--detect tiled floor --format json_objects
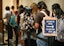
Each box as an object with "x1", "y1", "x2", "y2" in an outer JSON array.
[{"x1": 0, "y1": 30, "x2": 15, "y2": 46}]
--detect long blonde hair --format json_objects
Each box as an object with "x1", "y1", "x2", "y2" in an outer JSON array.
[{"x1": 30, "y1": 3, "x2": 38, "y2": 14}]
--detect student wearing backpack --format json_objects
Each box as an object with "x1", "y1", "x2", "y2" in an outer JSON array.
[
  {"x1": 52, "y1": 3, "x2": 64, "y2": 46},
  {"x1": 20, "y1": 6, "x2": 35, "y2": 46},
  {"x1": 34, "y1": 1, "x2": 49, "y2": 46}
]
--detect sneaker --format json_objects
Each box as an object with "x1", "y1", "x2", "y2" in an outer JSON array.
[
  {"x1": 9, "y1": 39, "x2": 13, "y2": 46},
  {"x1": 5, "y1": 39, "x2": 8, "y2": 42},
  {"x1": 17, "y1": 44, "x2": 22, "y2": 46},
  {"x1": 3, "y1": 42, "x2": 8, "y2": 45},
  {"x1": 9, "y1": 39, "x2": 13, "y2": 43}
]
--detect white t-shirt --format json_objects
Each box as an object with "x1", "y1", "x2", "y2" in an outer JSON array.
[{"x1": 3, "y1": 10, "x2": 11, "y2": 18}]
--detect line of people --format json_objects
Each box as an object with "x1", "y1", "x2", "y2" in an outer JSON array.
[
  {"x1": 3, "y1": 6, "x2": 19, "y2": 46},
  {"x1": 3, "y1": 1, "x2": 64, "y2": 46}
]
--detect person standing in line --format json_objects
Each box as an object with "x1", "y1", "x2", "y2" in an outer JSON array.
[
  {"x1": 17, "y1": 5, "x2": 25, "y2": 46},
  {"x1": 10, "y1": 6, "x2": 19, "y2": 46},
  {"x1": 34, "y1": 1, "x2": 49, "y2": 46},
  {"x1": 3, "y1": 6, "x2": 12, "y2": 44},
  {"x1": 52, "y1": 3, "x2": 64, "y2": 46},
  {"x1": 30, "y1": 3, "x2": 38, "y2": 46}
]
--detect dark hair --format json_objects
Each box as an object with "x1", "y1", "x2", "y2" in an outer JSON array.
[
  {"x1": 38, "y1": 1, "x2": 49, "y2": 16},
  {"x1": 19, "y1": 5, "x2": 23, "y2": 8},
  {"x1": 52, "y1": 3, "x2": 60, "y2": 10},
  {"x1": 18, "y1": 5, "x2": 24, "y2": 15},
  {"x1": 38, "y1": 1, "x2": 47, "y2": 9},
  {"x1": 52, "y1": 3, "x2": 64, "y2": 19},
  {"x1": 5, "y1": 6, "x2": 10, "y2": 10},
  {"x1": 11, "y1": 6, "x2": 14, "y2": 10}
]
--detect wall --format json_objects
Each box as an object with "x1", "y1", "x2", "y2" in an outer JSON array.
[
  {"x1": 19, "y1": 0, "x2": 64, "y2": 11},
  {"x1": 45, "y1": 0, "x2": 64, "y2": 11},
  {"x1": 19, "y1": 0, "x2": 43, "y2": 7},
  {"x1": 0, "y1": 0, "x2": 3, "y2": 33},
  {"x1": 2, "y1": 0, "x2": 17, "y2": 18},
  {"x1": 2, "y1": 0, "x2": 13, "y2": 18},
  {"x1": 2, "y1": 0, "x2": 64, "y2": 17}
]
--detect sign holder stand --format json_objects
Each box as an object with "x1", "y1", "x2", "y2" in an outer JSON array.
[
  {"x1": 48, "y1": 36, "x2": 55, "y2": 46},
  {"x1": 42, "y1": 17, "x2": 57, "y2": 46}
]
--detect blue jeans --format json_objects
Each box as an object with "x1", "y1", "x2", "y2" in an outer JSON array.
[{"x1": 36, "y1": 33, "x2": 48, "y2": 46}]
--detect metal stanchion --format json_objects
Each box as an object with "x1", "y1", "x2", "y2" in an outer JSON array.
[
  {"x1": 48, "y1": 36, "x2": 55, "y2": 46},
  {"x1": 27, "y1": 29, "x2": 31, "y2": 46},
  {"x1": 3, "y1": 23, "x2": 7, "y2": 46}
]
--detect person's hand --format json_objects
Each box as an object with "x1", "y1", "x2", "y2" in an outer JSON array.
[
  {"x1": 34, "y1": 23, "x2": 39, "y2": 29},
  {"x1": 10, "y1": 24, "x2": 15, "y2": 28},
  {"x1": 12, "y1": 26, "x2": 15, "y2": 28}
]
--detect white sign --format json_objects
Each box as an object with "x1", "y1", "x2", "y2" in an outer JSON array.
[{"x1": 42, "y1": 17, "x2": 57, "y2": 36}]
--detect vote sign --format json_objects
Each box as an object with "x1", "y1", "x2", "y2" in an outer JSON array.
[{"x1": 42, "y1": 17, "x2": 57, "y2": 36}]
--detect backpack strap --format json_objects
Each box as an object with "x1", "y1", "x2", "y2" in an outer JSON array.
[{"x1": 40, "y1": 11, "x2": 48, "y2": 17}]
